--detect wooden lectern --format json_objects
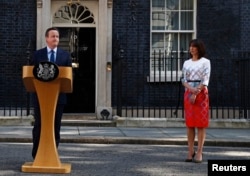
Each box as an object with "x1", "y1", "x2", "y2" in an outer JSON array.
[{"x1": 21, "y1": 65, "x2": 72, "y2": 174}]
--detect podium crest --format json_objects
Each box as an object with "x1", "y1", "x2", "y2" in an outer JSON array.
[{"x1": 33, "y1": 61, "x2": 59, "y2": 82}]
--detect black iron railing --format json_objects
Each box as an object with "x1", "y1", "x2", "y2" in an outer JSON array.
[
  {"x1": 113, "y1": 50, "x2": 250, "y2": 119},
  {"x1": 0, "y1": 50, "x2": 249, "y2": 119}
]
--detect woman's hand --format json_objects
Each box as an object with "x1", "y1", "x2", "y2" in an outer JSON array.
[
  {"x1": 190, "y1": 87, "x2": 201, "y2": 95},
  {"x1": 189, "y1": 94, "x2": 196, "y2": 104},
  {"x1": 189, "y1": 86, "x2": 201, "y2": 104}
]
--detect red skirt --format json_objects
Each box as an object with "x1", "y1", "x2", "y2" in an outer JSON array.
[{"x1": 184, "y1": 87, "x2": 210, "y2": 128}]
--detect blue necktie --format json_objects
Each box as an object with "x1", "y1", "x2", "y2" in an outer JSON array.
[{"x1": 50, "y1": 50, "x2": 55, "y2": 63}]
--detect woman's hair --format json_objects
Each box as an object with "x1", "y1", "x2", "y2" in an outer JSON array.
[{"x1": 189, "y1": 39, "x2": 206, "y2": 59}]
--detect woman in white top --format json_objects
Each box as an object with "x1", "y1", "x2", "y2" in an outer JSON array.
[{"x1": 182, "y1": 39, "x2": 211, "y2": 163}]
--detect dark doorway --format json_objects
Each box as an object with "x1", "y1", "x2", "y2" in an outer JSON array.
[{"x1": 58, "y1": 28, "x2": 96, "y2": 113}]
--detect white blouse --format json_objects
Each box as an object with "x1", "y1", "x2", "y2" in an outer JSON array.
[{"x1": 182, "y1": 57, "x2": 211, "y2": 87}]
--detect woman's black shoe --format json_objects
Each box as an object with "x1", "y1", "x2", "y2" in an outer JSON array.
[
  {"x1": 193, "y1": 153, "x2": 203, "y2": 163},
  {"x1": 185, "y1": 152, "x2": 195, "y2": 162},
  {"x1": 193, "y1": 158, "x2": 202, "y2": 163}
]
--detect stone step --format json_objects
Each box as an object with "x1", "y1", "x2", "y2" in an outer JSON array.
[
  {"x1": 61, "y1": 114, "x2": 116, "y2": 127},
  {"x1": 61, "y1": 120, "x2": 116, "y2": 127},
  {"x1": 0, "y1": 114, "x2": 116, "y2": 127},
  {"x1": 63, "y1": 113, "x2": 97, "y2": 120}
]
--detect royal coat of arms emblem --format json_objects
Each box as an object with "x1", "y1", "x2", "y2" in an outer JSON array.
[{"x1": 33, "y1": 61, "x2": 59, "y2": 82}]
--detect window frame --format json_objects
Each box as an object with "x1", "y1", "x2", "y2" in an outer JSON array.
[{"x1": 149, "y1": 0, "x2": 197, "y2": 82}]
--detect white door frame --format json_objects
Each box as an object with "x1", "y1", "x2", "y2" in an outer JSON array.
[{"x1": 36, "y1": 0, "x2": 113, "y2": 119}]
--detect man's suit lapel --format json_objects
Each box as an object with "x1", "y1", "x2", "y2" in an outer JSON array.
[
  {"x1": 56, "y1": 48, "x2": 63, "y2": 65},
  {"x1": 55, "y1": 49, "x2": 59, "y2": 64},
  {"x1": 41, "y1": 47, "x2": 48, "y2": 62}
]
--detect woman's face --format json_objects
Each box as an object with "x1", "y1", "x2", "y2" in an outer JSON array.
[{"x1": 189, "y1": 45, "x2": 198, "y2": 57}]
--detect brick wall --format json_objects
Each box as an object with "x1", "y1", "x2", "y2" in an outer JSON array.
[
  {"x1": 240, "y1": 0, "x2": 250, "y2": 51},
  {"x1": 112, "y1": 0, "x2": 152, "y2": 107},
  {"x1": 0, "y1": 0, "x2": 36, "y2": 109},
  {"x1": 197, "y1": 0, "x2": 241, "y2": 57}
]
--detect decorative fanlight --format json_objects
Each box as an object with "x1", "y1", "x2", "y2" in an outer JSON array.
[{"x1": 53, "y1": 1, "x2": 95, "y2": 24}]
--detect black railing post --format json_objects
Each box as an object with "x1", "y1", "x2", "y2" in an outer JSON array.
[
  {"x1": 117, "y1": 49, "x2": 124, "y2": 116},
  {"x1": 26, "y1": 39, "x2": 31, "y2": 115}
]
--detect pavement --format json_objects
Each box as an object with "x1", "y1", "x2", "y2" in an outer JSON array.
[
  {"x1": 1, "y1": 143, "x2": 250, "y2": 176},
  {"x1": 0, "y1": 125, "x2": 250, "y2": 147},
  {"x1": 1, "y1": 119, "x2": 250, "y2": 175}
]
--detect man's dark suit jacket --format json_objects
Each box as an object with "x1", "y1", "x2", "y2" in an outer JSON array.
[{"x1": 31, "y1": 47, "x2": 72, "y2": 106}]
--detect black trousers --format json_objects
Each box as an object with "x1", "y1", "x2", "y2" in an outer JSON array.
[{"x1": 32, "y1": 104, "x2": 64, "y2": 159}]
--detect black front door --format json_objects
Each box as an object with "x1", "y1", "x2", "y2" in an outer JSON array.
[{"x1": 58, "y1": 28, "x2": 96, "y2": 113}]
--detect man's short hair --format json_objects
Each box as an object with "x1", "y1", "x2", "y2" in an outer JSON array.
[{"x1": 45, "y1": 27, "x2": 59, "y2": 37}]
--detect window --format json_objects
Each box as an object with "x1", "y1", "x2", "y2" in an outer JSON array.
[{"x1": 149, "y1": 0, "x2": 196, "y2": 82}]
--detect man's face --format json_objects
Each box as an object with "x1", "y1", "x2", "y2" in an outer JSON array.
[{"x1": 46, "y1": 30, "x2": 59, "y2": 49}]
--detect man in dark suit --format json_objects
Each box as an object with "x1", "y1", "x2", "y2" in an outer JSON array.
[{"x1": 31, "y1": 27, "x2": 72, "y2": 159}]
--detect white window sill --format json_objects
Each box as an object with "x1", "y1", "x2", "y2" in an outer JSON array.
[{"x1": 147, "y1": 72, "x2": 182, "y2": 82}]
